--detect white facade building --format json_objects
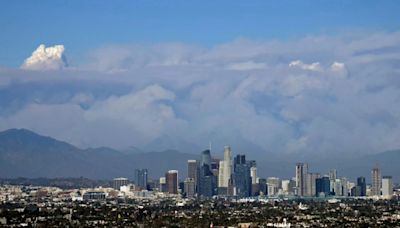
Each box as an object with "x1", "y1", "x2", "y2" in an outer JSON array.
[
  {"x1": 382, "y1": 176, "x2": 393, "y2": 198},
  {"x1": 218, "y1": 146, "x2": 232, "y2": 188},
  {"x1": 281, "y1": 180, "x2": 290, "y2": 194},
  {"x1": 267, "y1": 177, "x2": 280, "y2": 196},
  {"x1": 251, "y1": 166, "x2": 257, "y2": 184}
]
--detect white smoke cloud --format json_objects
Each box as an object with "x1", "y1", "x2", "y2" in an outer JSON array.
[
  {"x1": 330, "y1": 61, "x2": 345, "y2": 71},
  {"x1": 289, "y1": 60, "x2": 323, "y2": 71},
  {"x1": 328, "y1": 61, "x2": 348, "y2": 78},
  {"x1": 21, "y1": 44, "x2": 68, "y2": 70},
  {"x1": 1, "y1": 32, "x2": 400, "y2": 157},
  {"x1": 84, "y1": 84, "x2": 184, "y2": 144}
]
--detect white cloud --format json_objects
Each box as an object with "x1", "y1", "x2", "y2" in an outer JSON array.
[
  {"x1": 2, "y1": 32, "x2": 400, "y2": 157},
  {"x1": 83, "y1": 84, "x2": 185, "y2": 146},
  {"x1": 328, "y1": 61, "x2": 348, "y2": 78},
  {"x1": 289, "y1": 60, "x2": 323, "y2": 72},
  {"x1": 0, "y1": 84, "x2": 186, "y2": 149},
  {"x1": 21, "y1": 44, "x2": 68, "y2": 70},
  {"x1": 330, "y1": 61, "x2": 345, "y2": 71}
]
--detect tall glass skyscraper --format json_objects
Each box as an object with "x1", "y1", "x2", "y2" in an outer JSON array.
[
  {"x1": 357, "y1": 176, "x2": 366, "y2": 196},
  {"x1": 134, "y1": 168, "x2": 148, "y2": 190},
  {"x1": 233, "y1": 154, "x2": 251, "y2": 197},
  {"x1": 198, "y1": 149, "x2": 216, "y2": 197},
  {"x1": 200, "y1": 149, "x2": 211, "y2": 168},
  {"x1": 316, "y1": 176, "x2": 330, "y2": 197}
]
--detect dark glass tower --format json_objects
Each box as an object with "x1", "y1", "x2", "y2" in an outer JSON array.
[
  {"x1": 134, "y1": 169, "x2": 148, "y2": 190},
  {"x1": 200, "y1": 149, "x2": 211, "y2": 168},
  {"x1": 315, "y1": 176, "x2": 330, "y2": 197},
  {"x1": 198, "y1": 149, "x2": 216, "y2": 197},
  {"x1": 357, "y1": 176, "x2": 366, "y2": 196},
  {"x1": 258, "y1": 178, "x2": 267, "y2": 195},
  {"x1": 233, "y1": 154, "x2": 251, "y2": 197}
]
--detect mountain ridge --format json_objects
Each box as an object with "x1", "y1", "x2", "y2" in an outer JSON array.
[
  {"x1": 0, "y1": 128, "x2": 197, "y2": 179},
  {"x1": 0, "y1": 128, "x2": 399, "y2": 182}
]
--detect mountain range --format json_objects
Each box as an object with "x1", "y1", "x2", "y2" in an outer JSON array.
[{"x1": 0, "y1": 128, "x2": 399, "y2": 183}]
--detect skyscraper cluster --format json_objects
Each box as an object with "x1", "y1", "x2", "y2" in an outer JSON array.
[
  {"x1": 153, "y1": 148, "x2": 395, "y2": 199},
  {"x1": 295, "y1": 164, "x2": 393, "y2": 198},
  {"x1": 161, "y1": 146, "x2": 266, "y2": 198}
]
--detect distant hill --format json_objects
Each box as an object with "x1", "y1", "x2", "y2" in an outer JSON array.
[
  {"x1": 0, "y1": 128, "x2": 399, "y2": 183},
  {"x1": 0, "y1": 177, "x2": 111, "y2": 189},
  {"x1": 0, "y1": 129, "x2": 197, "y2": 180}
]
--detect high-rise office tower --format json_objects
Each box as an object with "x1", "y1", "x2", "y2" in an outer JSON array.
[
  {"x1": 251, "y1": 182, "x2": 260, "y2": 196},
  {"x1": 233, "y1": 154, "x2": 251, "y2": 197},
  {"x1": 187, "y1": 160, "x2": 198, "y2": 192},
  {"x1": 290, "y1": 178, "x2": 297, "y2": 194},
  {"x1": 351, "y1": 186, "x2": 360, "y2": 197},
  {"x1": 250, "y1": 166, "x2": 257, "y2": 185},
  {"x1": 159, "y1": 177, "x2": 167, "y2": 192},
  {"x1": 329, "y1": 169, "x2": 337, "y2": 180},
  {"x1": 218, "y1": 146, "x2": 232, "y2": 189},
  {"x1": 218, "y1": 160, "x2": 226, "y2": 187},
  {"x1": 306, "y1": 172, "x2": 320, "y2": 196},
  {"x1": 316, "y1": 176, "x2": 330, "y2": 197},
  {"x1": 332, "y1": 179, "x2": 342, "y2": 196},
  {"x1": 295, "y1": 163, "x2": 308, "y2": 196},
  {"x1": 187, "y1": 160, "x2": 198, "y2": 179},
  {"x1": 340, "y1": 177, "x2": 349, "y2": 196},
  {"x1": 112, "y1": 177, "x2": 129, "y2": 190},
  {"x1": 267, "y1": 177, "x2": 280, "y2": 196},
  {"x1": 371, "y1": 166, "x2": 381, "y2": 196},
  {"x1": 357, "y1": 176, "x2": 366, "y2": 196},
  {"x1": 201, "y1": 149, "x2": 211, "y2": 168},
  {"x1": 258, "y1": 178, "x2": 267, "y2": 195},
  {"x1": 382, "y1": 176, "x2": 393, "y2": 198},
  {"x1": 211, "y1": 165, "x2": 219, "y2": 188},
  {"x1": 198, "y1": 174, "x2": 214, "y2": 197},
  {"x1": 184, "y1": 178, "x2": 196, "y2": 198},
  {"x1": 198, "y1": 149, "x2": 217, "y2": 197},
  {"x1": 348, "y1": 181, "x2": 356, "y2": 192},
  {"x1": 134, "y1": 169, "x2": 148, "y2": 190},
  {"x1": 166, "y1": 170, "x2": 178, "y2": 194},
  {"x1": 248, "y1": 160, "x2": 257, "y2": 196},
  {"x1": 281, "y1": 180, "x2": 291, "y2": 194},
  {"x1": 211, "y1": 160, "x2": 220, "y2": 190},
  {"x1": 329, "y1": 169, "x2": 337, "y2": 193}
]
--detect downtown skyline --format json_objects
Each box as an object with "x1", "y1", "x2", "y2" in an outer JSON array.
[
  {"x1": 110, "y1": 144, "x2": 396, "y2": 199},
  {"x1": 1, "y1": 1, "x2": 400, "y2": 227}
]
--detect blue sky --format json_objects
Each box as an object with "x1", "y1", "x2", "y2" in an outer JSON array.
[{"x1": 1, "y1": 0, "x2": 400, "y2": 67}]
